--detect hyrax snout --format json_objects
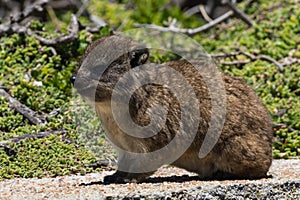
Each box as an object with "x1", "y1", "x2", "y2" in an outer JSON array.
[{"x1": 73, "y1": 34, "x2": 273, "y2": 183}]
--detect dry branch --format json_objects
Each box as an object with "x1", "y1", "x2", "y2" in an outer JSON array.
[
  {"x1": 223, "y1": 0, "x2": 253, "y2": 26},
  {"x1": 0, "y1": 143, "x2": 17, "y2": 156},
  {"x1": 255, "y1": 54, "x2": 283, "y2": 71},
  {"x1": 218, "y1": 60, "x2": 249, "y2": 65},
  {"x1": 184, "y1": 5, "x2": 207, "y2": 18},
  {"x1": 273, "y1": 123, "x2": 300, "y2": 134},
  {"x1": 9, "y1": 0, "x2": 48, "y2": 23},
  {"x1": 27, "y1": 14, "x2": 79, "y2": 45},
  {"x1": 134, "y1": 11, "x2": 234, "y2": 36},
  {"x1": 85, "y1": 160, "x2": 116, "y2": 170},
  {"x1": 280, "y1": 56, "x2": 300, "y2": 66},
  {"x1": 0, "y1": 89, "x2": 47, "y2": 125},
  {"x1": 0, "y1": 129, "x2": 67, "y2": 155},
  {"x1": 184, "y1": 0, "x2": 253, "y2": 26},
  {"x1": 1, "y1": 130, "x2": 66, "y2": 144},
  {"x1": 135, "y1": 0, "x2": 253, "y2": 36},
  {"x1": 0, "y1": 0, "x2": 106, "y2": 39},
  {"x1": 208, "y1": 50, "x2": 284, "y2": 72}
]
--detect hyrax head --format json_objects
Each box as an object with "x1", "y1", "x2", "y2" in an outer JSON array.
[{"x1": 71, "y1": 35, "x2": 149, "y2": 102}]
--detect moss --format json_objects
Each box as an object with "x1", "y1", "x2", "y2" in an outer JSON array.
[
  {"x1": 0, "y1": 30, "x2": 106, "y2": 179},
  {"x1": 0, "y1": 135, "x2": 97, "y2": 179}
]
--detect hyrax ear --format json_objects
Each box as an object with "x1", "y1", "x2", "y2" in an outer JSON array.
[{"x1": 130, "y1": 48, "x2": 149, "y2": 68}]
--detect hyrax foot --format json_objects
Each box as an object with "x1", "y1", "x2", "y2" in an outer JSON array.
[{"x1": 104, "y1": 170, "x2": 154, "y2": 184}]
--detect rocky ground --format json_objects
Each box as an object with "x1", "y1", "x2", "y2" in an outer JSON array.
[{"x1": 0, "y1": 159, "x2": 299, "y2": 199}]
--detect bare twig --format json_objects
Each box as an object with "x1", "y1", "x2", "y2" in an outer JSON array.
[
  {"x1": 1, "y1": 13, "x2": 80, "y2": 46},
  {"x1": 199, "y1": 4, "x2": 213, "y2": 22},
  {"x1": 1, "y1": 0, "x2": 106, "y2": 36},
  {"x1": 0, "y1": 89, "x2": 47, "y2": 125},
  {"x1": 0, "y1": 86, "x2": 9, "y2": 90},
  {"x1": 280, "y1": 56, "x2": 300, "y2": 66},
  {"x1": 218, "y1": 60, "x2": 250, "y2": 65},
  {"x1": 256, "y1": 54, "x2": 283, "y2": 71},
  {"x1": 207, "y1": 50, "x2": 284, "y2": 72},
  {"x1": 184, "y1": 1, "x2": 253, "y2": 26},
  {"x1": 48, "y1": 46, "x2": 57, "y2": 55},
  {"x1": 76, "y1": 0, "x2": 89, "y2": 17},
  {"x1": 0, "y1": 130, "x2": 66, "y2": 144},
  {"x1": 85, "y1": 159, "x2": 117, "y2": 170},
  {"x1": 207, "y1": 51, "x2": 241, "y2": 59},
  {"x1": 46, "y1": 4, "x2": 63, "y2": 30},
  {"x1": 85, "y1": 14, "x2": 107, "y2": 33},
  {"x1": 134, "y1": 10, "x2": 234, "y2": 36},
  {"x1": 26, "y1": 14, "x2": 79, "y2": 45},
  {"x1": 273, "y1": 123, "x2": 300, "y2": 134},
  {"x1": 11, "y1": 0, "x2": 49, "y2": 23},
  {"x1": 135, "y1": 0, "x2": 253, "y2": 35},
  {"x1": 184, "y1": 5, "x2": 204, "y2": 17},
  {"x1": 0, "y1": 129, "x2": 67, "y2": 155},
  {"x1": 184, "y1": 4, "x2": 213, "y2": 22},
  {"x1": 223, "y1": 0, "x2": 253, "y2": 26},
  {"x1": 0, "y1": 143, "x2": 17, "y2": 156},
  {"x1": 75, "y1": 0, "x2": 107, "y2": 32},
  {"x1": 0, "y1": 22, "x2": 26, "y2": 34}
]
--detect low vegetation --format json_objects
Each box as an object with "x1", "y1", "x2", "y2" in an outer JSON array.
[{"x1": 0, "y1": 0, "x2": 299, "y2": 179}]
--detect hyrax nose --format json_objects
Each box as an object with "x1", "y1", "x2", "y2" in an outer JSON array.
[{"x1": 70, "y1": 74, "x2": 76, "y2": 86}]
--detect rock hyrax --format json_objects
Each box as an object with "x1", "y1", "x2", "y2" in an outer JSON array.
[{"x1": 71, "y1": 34, "x2": 273, "y2": 183}]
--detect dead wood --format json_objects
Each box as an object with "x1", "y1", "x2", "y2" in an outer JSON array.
[
  {"x1": 0, "y1": 129, "x2": 67, "y2": 155},
  {"x1": 0, "y1": 89, "x2": 47, "y2": 125}
]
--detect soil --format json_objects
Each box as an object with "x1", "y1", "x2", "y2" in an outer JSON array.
[{"x1": 0, "y1": 159, "x2": 299, "y2": 199}]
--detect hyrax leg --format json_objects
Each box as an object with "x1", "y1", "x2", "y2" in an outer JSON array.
[
  {"x1": 216, "y1": 134, "x2": 272, "y2": 179},
  {"x1": 103, "y1": 152, "x2": 157, "y2": 183}
]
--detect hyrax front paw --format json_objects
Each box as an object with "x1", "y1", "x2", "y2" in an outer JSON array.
[
  {"x1": 103, "y1": 171, "x2": 154, "y2": 184},
  {"x1": 104, "y1": 174, "x2": 129, "y2": 184}
]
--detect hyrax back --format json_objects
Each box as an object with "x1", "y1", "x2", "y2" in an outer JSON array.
[{"x1": 73, "y1": 35, "x2": 273, "y2": 183}]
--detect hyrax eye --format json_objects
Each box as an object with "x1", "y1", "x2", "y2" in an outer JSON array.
[
  {"x1": 130, "y1": 48, "x2": 149, "y2": 68},
  {"x1": 70, "y1": 75, "x2": 76, "y2": 85}
]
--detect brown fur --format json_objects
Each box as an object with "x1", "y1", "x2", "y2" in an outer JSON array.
[{"x1": 73, "y1": 35, "x2": 273, "y2": 183}]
